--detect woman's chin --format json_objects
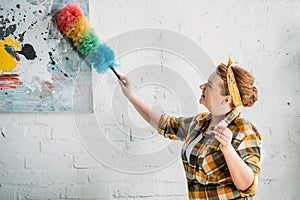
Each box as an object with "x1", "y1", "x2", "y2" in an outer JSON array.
[{"x1": 199, "y1": 98, "x2": 204, "y2": 105}]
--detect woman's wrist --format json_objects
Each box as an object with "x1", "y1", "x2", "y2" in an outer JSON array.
[
  {"x1": 128, "y1": 94, "x2": 135, "y2": 102},
  {"x1": 220, "y1": 143, "x2": 235, "y2": 156}
]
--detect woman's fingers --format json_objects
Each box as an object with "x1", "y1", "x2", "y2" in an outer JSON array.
[
  {"x1": 117, "y1": 74, "x2": 132, "y2": 99},
  {"x1": 214, "y1": 126, "x2": 233, "y2": 147},
  {"x1": 118, "y1": 74, "x2": 128, "y2": 82},
  {"x1": 118, "y1": 79, "x2": 125, "y2": 88},
  {"x1": 118, "y1": 74, "x2": 130, "y2": 87}
]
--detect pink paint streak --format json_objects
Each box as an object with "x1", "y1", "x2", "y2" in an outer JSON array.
[{"x1": 0, "y1": 74, "x2": 23, "y2": 91}]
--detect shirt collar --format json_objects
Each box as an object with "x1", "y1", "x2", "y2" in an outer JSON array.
[{"x1": 199, "y1": 107, "x2": 240, "y2": 127}]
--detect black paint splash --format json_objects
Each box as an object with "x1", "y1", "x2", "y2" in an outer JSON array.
[
  {"x1": 18, "y1": 44, "x2": 37, "y2": 60},
  {"x1": 4, "y1": 45, "x2": 18, "y2": 57},
  {"x1": 48, "y1": 52, "x2": 56, "y2": 65},
  {"x1": 48, "y1": 52, "x2": 69, "y2": 78},
  {"x1": 0, "y1": 26, "x2": 5, "y2": 39},
  {"x1": 1, "y1": 129, "x2": 5, "y2": 138},
  {"x1": 0, "y1": 23, "x2": 16, "y2": 39},
  {"x1": 18, "y1": 31, "x2": 26, "y2": 42}
]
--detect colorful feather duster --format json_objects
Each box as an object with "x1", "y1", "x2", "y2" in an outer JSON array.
[{"x1": 56, "y1": 4, "x2": 121, "y2": 80}]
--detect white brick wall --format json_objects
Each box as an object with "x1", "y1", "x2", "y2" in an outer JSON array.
[{"x1": 0, "y1": 0, "x2": 299, "y2": 199}]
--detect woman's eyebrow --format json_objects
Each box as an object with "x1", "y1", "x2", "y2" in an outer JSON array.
[{"x1": 208, "y1": 80, "x2": 213, "y2": 86}]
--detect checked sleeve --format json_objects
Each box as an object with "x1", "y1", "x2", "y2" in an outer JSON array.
[{"x1": 157, "y1": 114, "x2": 195, "y2": 141}]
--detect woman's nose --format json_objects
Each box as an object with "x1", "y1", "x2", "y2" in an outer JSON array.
[{"x1": 200, "y1": 83, "x2": 206, "y2": 90}]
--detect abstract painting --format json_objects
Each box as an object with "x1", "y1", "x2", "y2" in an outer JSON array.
[{"x1": 0, "y1": 0, "x2": 93, "y2": 112}]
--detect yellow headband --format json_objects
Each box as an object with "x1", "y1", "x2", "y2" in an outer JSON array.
[{"x1": 226, "y1": 58, "x2": 243, "y2": 107}]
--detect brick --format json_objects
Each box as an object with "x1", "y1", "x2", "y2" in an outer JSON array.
[
  {"x1": 41, "y1": 169, "x2": 89, "y2": 185},
  {"x1": 66, "y1": 185, "x2": 111, "y2": 199},
  {"x1": 16, "y1": 113, "x2": 37, "y2": 126},
  {"x1": 112, "y1": 181, "x2": 161, "y2": 197},
  {"x1": 0, "y1": 113, "x2": 18, "y2": 126},
  {"x1": 25, "y1": 154, "x2": 72, "y2": 169},
  {"x1": 50, "y1": 125, "x2": 77, "y2": 140},
  {"x1": 157, "y1": 182, "x2": 187, "y2": 196},
  {"x1": 25, "y1": 125, "x2": 50, "y2": 141},
  {"x1": 112, "y1": 196, "x2": 186, "y2": 200},
  {"x1": 2, "y1": 126, "x2": 25, "y2": 140},
  {"x1": 88, "y1": 168, "x2": 122, "y2": 183},
  {"x1": 143, "y1": 196, "x2": 186, "y2": 200},
  {"x1": 73, "y1": 154, "x2": 103, "y2": 169},
  {"x1": 2, "y1": 170, "x2": 41, "y2": 185},
  {"x1": 104, "y1": 127, "x2": 128, "y2": 141},
  {"x1": 0, "y1": 139, "x2": 39, "y2": 154},
  {"x1": 35, "y1": 113, "x2": 75, "y2": 126},
  {"x1": 41, "y1": 139, "x2": 85, "y2": 155},
  {"x1": 0, "y1": 187, "x2": 16, "y2": 200},
  {"x1": 16, "y1": 187, "x2": 62, "y2": 200},
  {"x1": 75, "y1": 123, "x2": 107, "y2": 143},
  {"x1": 0, "y1": 154, "x2": 24, "y2": 171},
  {"x1": 150, "y1": 162, "x2": 186, "y2": 183}
]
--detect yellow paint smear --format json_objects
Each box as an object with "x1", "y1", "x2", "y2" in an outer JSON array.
[{"x1": 0, "y1": 37, "x2": 21, "y2": 73}]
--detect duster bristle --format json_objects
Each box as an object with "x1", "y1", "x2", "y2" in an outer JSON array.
[
  {"x1": 76, "y1": 30, "x2": 99, "y2": 57},
  {"x1": 56, "y1": 4, "x2": 117, "y2": 76},
  {"x1": 65, "y1": 18, "x2": 90, "y2": 46},
  {"x1": 90, "y1": 44, "x2": 116, "y2": 73},
  {"x1": 57, "y1": 4, "x2": 83, "y2": 34}
]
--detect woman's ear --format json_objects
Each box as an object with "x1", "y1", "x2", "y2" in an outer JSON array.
[{"x1": 224, "y1": 95, "x2": 233, "y2": 105}]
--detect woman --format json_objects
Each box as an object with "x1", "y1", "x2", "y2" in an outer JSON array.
[{"x1": 118, "y1": 59, "x2": 262, "y2": 200}]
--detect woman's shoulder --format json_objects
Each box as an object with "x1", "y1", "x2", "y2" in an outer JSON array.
[
  {"x1": 232, "y1": 113, "x2": 260, "y2": 136},
  {"x1": 231, "y1": 114, "x2": 262, "y2": 150}
]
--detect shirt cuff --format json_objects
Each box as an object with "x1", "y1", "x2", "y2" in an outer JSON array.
[
  {"x1": 240, "y1": 173, "x2": 259, "y2": 196},
  {"x1": 157, "y1": 113, "x2": 168, "y2": 136}
]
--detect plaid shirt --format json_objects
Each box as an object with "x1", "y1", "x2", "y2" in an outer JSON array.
[{"x1": 157, "y1": 108, "x2": 262, "y2": 200}]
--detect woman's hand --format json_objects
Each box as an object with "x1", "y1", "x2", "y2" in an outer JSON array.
[
  {"x1": 118, "y1": 74, "x2": 133, "y2": 100},
  {"x1": 214, "y1": 126, "x2": 255, "y2": 191},
  {"x1": 214, "y1": 126, "x2": 233, "y2": 153}
]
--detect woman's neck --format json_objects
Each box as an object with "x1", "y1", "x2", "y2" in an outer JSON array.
[
  {"x1": 210, "y1": 115, "x2": 225, "y2": 126},
  {"x1": 209, "y1": 109, "x2": 232, "y2": 126},
  {"x1": 208, "y1": 104, "x2": 232, "y2": 125}
]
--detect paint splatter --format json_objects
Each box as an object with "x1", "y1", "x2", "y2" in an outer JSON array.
[
  {"x1": 1, "y1": 131, "x2": 5, "y2": 138},
  {"x1": 0, "y1": 0, "x2": 93, "y2": 112},
  {"x1": 18, "y1": 31, "x2": 26, "y2": 42},
  {"x1": 17, "y1": 43, "x2": 37, "y2": 60},
  {"x1": 39, "y1": 80, "x2": 53, "y2": 98},
  {"x1": 6, "y1": 24, "x2": 16, "y2": 36},
  {"x1": 48, "y1": 51, "x2": 69, "y2": 78},
  {"x1": 48, "y1": 51, "x2": 56, "y2": 65},
  {"x1": 0, "y1": 74, "x2": 23, "y2": 90},
  {"x1": 0, "y1": 26, "x2": 5, "y2": 39},
  {"x1": 0, "y1": 20, "x2": 17, "y2": 38},
  {"x1": 0, "y1": 37, "x2": 21, "y2": 73},
  {"x1": 1, "y1": 127, "x2": 5, "y2": 138},
  {"x1": 5, "y1": 45, "x2": 18, "y2": 58}
]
